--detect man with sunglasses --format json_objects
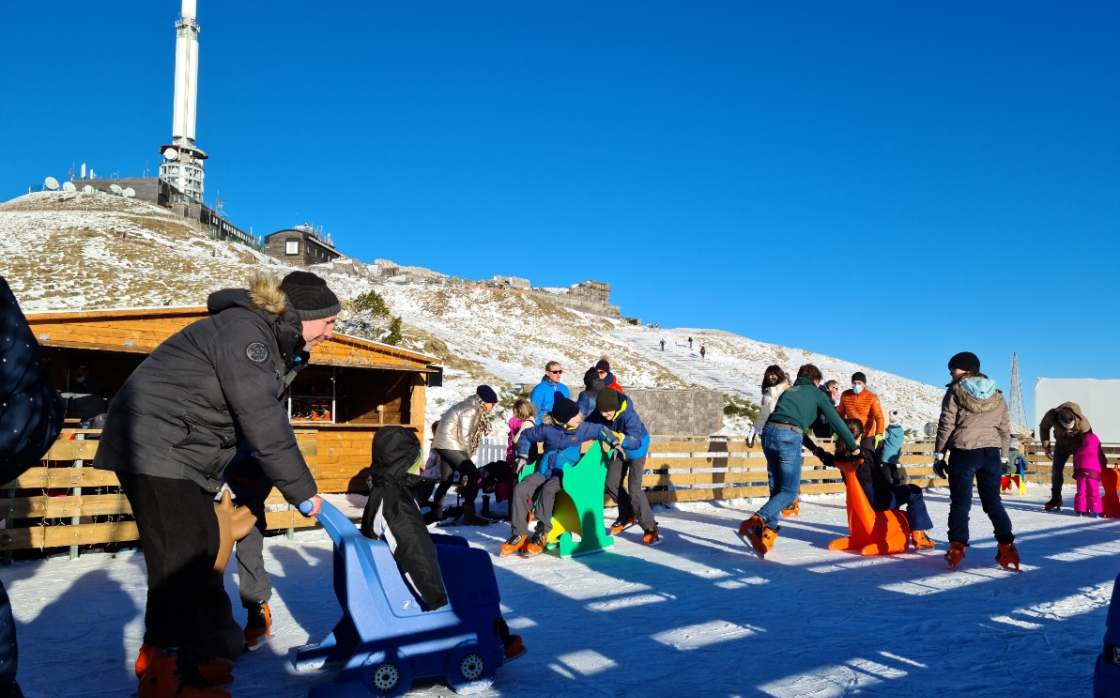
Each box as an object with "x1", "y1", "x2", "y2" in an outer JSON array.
[
  {"x1": 530, "y1": 361, "x2": 570, "y2": 425},
  {"x1": 1038, "y1": 402, "x2": 1094, "y2": 512}
]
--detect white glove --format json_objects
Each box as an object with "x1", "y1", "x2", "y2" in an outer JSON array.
[{"x1": 1001, "y1": 457, "x2": 1009, "y2": 465}]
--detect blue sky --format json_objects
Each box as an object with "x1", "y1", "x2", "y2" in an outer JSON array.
[{"x1": 3, "y1": 1, "x2": 1118, "y2": 415}]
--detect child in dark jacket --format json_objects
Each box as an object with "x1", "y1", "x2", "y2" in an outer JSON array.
[
  {"x1": 586, "y1": 389, "x2": 660, "y2": 545},
  {"x1": 502, "y1": 397, "x2": 618, "y2": 557},
  {"x1": 833, "y1": 418, "x2": 935, "y2": 549},
  {"x1": 360, "y1": 426, "x2": 525, "y2": 660}
]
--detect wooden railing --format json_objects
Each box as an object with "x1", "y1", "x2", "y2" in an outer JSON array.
[{"x1": 1020, "y1": 442, "x2": 1120, "y2": 484}]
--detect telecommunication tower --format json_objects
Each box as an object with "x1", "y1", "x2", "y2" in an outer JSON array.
[{"x1": 1009, "y1": 352, "x2": 1027, "y2": 434}]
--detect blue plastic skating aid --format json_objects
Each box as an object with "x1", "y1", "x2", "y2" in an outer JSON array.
[
  {"x1": 1094, "y1": 572, "x2": 1120, "y2": 698},
  {"x1": 294, "y1": 500, "x2": 507, "y2": 697}
]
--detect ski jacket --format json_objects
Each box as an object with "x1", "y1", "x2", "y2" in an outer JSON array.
[
  {"x1": 847, "y1": 449, "x2": 898, "y2": 489},
  {"x1": 93, "y1": 275, "x2": 318, "y2": 504},
  {"x1": 810, "y1": 385, "x2": 838, "y2": 438},
  {"x1": 1073, "y1": 432, "x2": 1106, "y2": 482},
  {"x1": 65, "y1": 373, "x2": 113, "y2": 421},
  {"x1": 431, "y1": 395, "x2": 490, "y2": 454},
  {"x1": 0, "y1": 277, "x2": 64, "y2": 483},
  {"x1": 768, "y1": 378, "x2": 859, "y2": 451},
  {"x1": 752, "y1": 380, "x2": 791, "y2": 436},
  {"x1": 360, "y1": 426, "x2": 448, "y2": 611},
  {"x1": 530, "y1": 377, "x2": 570, "y2": 425},
  {"x1": 506, "y1": 416, "x2": 533, "y2": 463},
  {"x1": 602, "y1": 372, "x2": 623, "y2": 394},
  {"x1": 577, "y1": 367, "x2": 605, "y2": 418},
  {"x1": 1039, "y1": 402, "x2": 1093, "y2": 455},
  {"x1": 879, "y1": 424, "x2": 904, "y2": 466},
  {"x1": 837, "y1": 388, "x2": 885, "y2": 437},
  {"x1": 515, "y1": 421, "x2": 614, "y2": 477},
  {"x1": 586, "y1": 394, "x2": 650, "y2": 459},
  {"x1": 934, "y1": 373, "x2": 1010, "y2": 459}
]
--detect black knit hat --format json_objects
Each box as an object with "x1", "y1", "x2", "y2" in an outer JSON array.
[
  {"x1": 852, "y1": 372, "x2": 867, "y2": 384},
  {"x1": 595, "y1": 359, "x2": 611, "y2": 373},
  {"x1": 551, "y1": 396, "x2": 580, "y2": 425},
  {"x1": 476, "y1": 385, "x2": 498, "y2": 404},
  {"x1": 596, "y1": 388, "x2": 621, "y2": 413},
  {"x1": 948, "y1": 352, "x2": 981, "y2": 374},
  {"x1": 281, "y1": 271, "x2": 341, "y2": 321}
]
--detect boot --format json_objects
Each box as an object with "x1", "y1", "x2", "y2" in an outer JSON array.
[
  {"x1": 781, "y1": 499, "x2": 800, "y2": 518},
  {"x1": 609, "y1": 516, "x2": 637, "y2": 535},
  {"x1": 135, "y1": 644, "x2": 233, "y2": 686},
  {"x1": 138, "y1": 649, "x2": 231, "y2": 698},
  {"x1": 911, "y1": 530, "x2": 936, "y2": 550},
  {"x1": 244, "y1": 601, "x2": 272, "y2": 651},
  {"x1": 500, "y1": 534, "x2": 527, "y2": 557},
  {"x1": 641, "y1": 526, "x2": 661, "y2": 546},
  {"x1": 738, "y1": 515, "x2": 777, "y2": 558},
  {"x1": 1044, "y1": 494, "x2": 1063, "y2": 512},
  {"x1": 520, "y1": 531, "x2": 546, "y2": 558},
  {"x1": 503, "y1": 634, "x2": 527, "y2": 662},
  {"x1": 461, "y1": 501, "x2": 491, "y2": 526},
  {"x1": 945, "y1": 541, "x2": 966, "y2": 570},
  {"x1": 995, "y1": 542, "x2": 1021, "y2": 571}
]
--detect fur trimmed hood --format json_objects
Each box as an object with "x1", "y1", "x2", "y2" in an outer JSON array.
[
  {"x1": 248, "y1": 273, "x2": 290, "y2": 315},
  {"x1": 950, "y1": 372, "x2": 1004, "y2": 414}
]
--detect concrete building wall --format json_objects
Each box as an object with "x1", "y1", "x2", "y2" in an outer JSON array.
[{"x1": 517, "y1": 384, "x2": 723, "y2": 435}]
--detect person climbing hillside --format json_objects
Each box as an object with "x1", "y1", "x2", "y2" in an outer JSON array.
[
  {"x1": 700, "y1": 345, "x2": 706, "y2": 360},
  {"x1": 737, "y1": 364, "x2": 858, "y2": 558},
  {"x1": 837, "y1": 372, "x2": 884, "y2": 452},
  {"x1": 1038, "y1": 402, "x2": 1095, "y2": 512},
  {"x1": 933, "y1": 352, "x2": 1017, "y2": 571}
]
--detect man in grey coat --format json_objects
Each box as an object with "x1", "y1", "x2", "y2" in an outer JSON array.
[{"x1": 94, "y1": 271, "x2": 337, "y2": 697}]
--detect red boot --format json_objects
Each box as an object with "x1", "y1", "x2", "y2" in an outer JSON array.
[
  {"x1": 138, "y1": 649, "x2": 231, "y2": 698},
  {"x1": 944, "y1": 541, "x2": 966, "y2": 570},
  {"x1": 135, "y1": 644, "x2": 233, "y2": 686},
  {"x1": 995, "y1": 543, "x2": 1021, "y2": 572},
  {"x1": 244, "y1": 601, "x2": 272, "y2": 651}
]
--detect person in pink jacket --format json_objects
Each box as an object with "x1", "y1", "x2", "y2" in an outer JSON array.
[{"x1": 1074, "y1": 431, "x2": 1107, "y2": 517}]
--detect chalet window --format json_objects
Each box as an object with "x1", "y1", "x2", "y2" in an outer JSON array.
[
  {"x1": 285, "y1": 240, "x2": 299, "y2": 255},
  {"x1": 288, "y1": 367, "x2": 335, "y2": 423}
]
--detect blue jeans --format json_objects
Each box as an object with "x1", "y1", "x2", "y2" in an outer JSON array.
[
  {"x1": 863, "y1": 483, "x2": 934, "y2": 531},
  {"x1": 757, "y1": 424, "x2": 804, "y2": 530},
  {"x1": 947, "y1": 447, "x2": 1014, "y2": 545}
]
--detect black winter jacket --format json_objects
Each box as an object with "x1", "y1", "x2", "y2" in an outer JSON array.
[
  {"x1": 93, "y1": 275, "x2": 318, "y2": 504},
  {"x1": 360, "y1": 426, "x2": 448, "y2": 611},
  {"x1": 0, "y1": 277, "x2": 64, "y2": 482}
]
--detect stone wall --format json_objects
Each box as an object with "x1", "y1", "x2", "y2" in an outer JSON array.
[{"x1": 518, "y1": 384, "x2": 723, "y2": 436}]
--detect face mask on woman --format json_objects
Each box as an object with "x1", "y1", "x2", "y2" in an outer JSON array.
[{"x1": 767, "y1": 375, "x2": 779, "y2": 386}]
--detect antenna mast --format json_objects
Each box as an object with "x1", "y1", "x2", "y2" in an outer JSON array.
[{"x1": 1009, "y1": 352, "x2": 1027, "y2": 434}]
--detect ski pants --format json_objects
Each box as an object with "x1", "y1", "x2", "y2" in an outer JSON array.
[
  {"x1": 118, "y1": 472, "x2": 225, "y2": 660},
  {"x1": 756, "y1": 424, "x2": 803, "y2": 530},
  {"x1": 946, "y1": 447, "x2": 1014, "y2": 546},
  {"x1": 1051, "y1": 449, "x2": 1071, "y2": 497},
  {"x1": 606, "y1": 453, "x2": 656, "y2": 532},
  {"x1": 432, "y1": 449, "x2": 480, "y2": 506},
  {"x1": 862, "y1": 483, "x2": 934, "y2": 531},
  {"x1": 511, "y1": 473, "x2": 562, "y2": 537},
  {"x1": 224, "y1": 459, "x2": 273, "y2": 607},
  {"x1": 1075, "y1": 475, "x2": 1103, "y2": 515},
  {"x1": 0, "y1": 581, "x2": 23, "y2": 698}
]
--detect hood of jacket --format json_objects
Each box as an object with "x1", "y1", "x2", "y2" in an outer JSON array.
[
  {"x1": 950, "y1": 373, "x2": 1003, "y2": 414},
  {"x1": 207, "y1": 273, "x2": 306, "y2": 358},
  {"x1": 368, "y1": 426, "x2": 422, "y2": 485},
  {"x1": 1057, "y1": 401, "x2": 1090, "y2": 436}
]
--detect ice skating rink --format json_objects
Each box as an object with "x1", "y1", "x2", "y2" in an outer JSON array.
[{"x1": 2, "y1": 486, "x2": 1109, "y2": 697}]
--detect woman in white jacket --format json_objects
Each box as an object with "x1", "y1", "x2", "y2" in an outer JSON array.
[{"x1": 748, "y1": 365, "x2": 791, "y2": 448}]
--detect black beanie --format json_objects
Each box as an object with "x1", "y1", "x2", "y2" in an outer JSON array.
[
  {"x1": 476, "y1": 385, "x2": 498, "y2": 404},
  {"x1": 595, "y1": 359, "x2": 611, "y2": 373},
  {"x1": 281, "y1": 271, "x2": 341, "y2": 321},
  {"x1": 596, "y1": 388, "x2": 621, "y2": 413},
  {"x1": 852, "y1": 372, "x2": 867, "y2": 384},
  {"x1": 948, "y1": 352, "x2": 981, "y2": 374},
  {"x1": 551, "y1": 396, "x2": 579, "y2": 424}
]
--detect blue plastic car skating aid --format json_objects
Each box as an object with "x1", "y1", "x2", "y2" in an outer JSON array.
[{"x1": 294, "y1": 500, "x2": 507, "y2": 697}]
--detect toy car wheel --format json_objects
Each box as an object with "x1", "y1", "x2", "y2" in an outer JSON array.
[
  {"x1": 371, "y1": 663, "x2": 401, "y2": 692},
  {"x1": 445, "y1": 643, "x2": 497, "y2": 695},
  {"x1": 459, "y1": 653, "x2": 485, "y2": 682},
  {"x1": 362, "y1": 657, "x2": 414, "y2": 698}
]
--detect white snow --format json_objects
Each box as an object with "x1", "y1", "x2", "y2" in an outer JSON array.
[{"x1": 1, "y1": 484, "x2": 1110, "y2": 697}]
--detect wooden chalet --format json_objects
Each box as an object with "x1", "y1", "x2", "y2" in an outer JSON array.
[{"x1": 1, "y1": 306, "x2": 439, "y2": 553}]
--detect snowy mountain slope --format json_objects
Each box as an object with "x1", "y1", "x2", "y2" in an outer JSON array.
[{"x1": 1, "y1": 191, "x2": 945, "y2": 434}]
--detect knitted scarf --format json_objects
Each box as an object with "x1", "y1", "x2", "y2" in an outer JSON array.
[{"x1": 466, "y1": 395, "x2": 493, "y2": 456}]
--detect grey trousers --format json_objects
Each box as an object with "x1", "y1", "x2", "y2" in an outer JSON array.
[
  {"x1": 511, "y1": 473, "x2": 562, "y2": 537},
  {"x1": 606, "y1": 454, "x2": 656, "y2": 532},
  {"x1": 1051, "y1": 450, "x2": 1071, "y2": 497},
  {"x1": 225, "y1": 461, "x2": 273, "y2": 607}
]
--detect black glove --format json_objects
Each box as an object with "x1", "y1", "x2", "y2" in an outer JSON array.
[{"x1": 933, "y1": 458, "x2": 948, "y2": 479}]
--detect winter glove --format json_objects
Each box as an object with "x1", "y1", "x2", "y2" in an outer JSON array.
[
  {"x1": 874, "y1": 434, "x2": 884, "y2": 448},
  {"x1": 933, "y1": 454, "x2": 948, "y2": 479},
  {"x1": 1000, "y1": 457, "x2": 1009, "y2": 465},
  {"x1": 515, "y1": 455, "x2": 529, "y2": 478},
  {"x1": 1044, "y1": 448, "x2": 1053, "y2": 460},
  {"x1": 747, "y1": 433, "x2": 756, "y2": 449}
]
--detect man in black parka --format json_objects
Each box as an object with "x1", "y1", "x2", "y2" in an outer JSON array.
[
  {"x1": 0, "y1": 276, "x2": 65, "y2": 698},
  {"x1": 94, "y1": 271, "x2": 337, "y2": 697}
]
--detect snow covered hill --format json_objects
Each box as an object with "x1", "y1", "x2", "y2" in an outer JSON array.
[{"x1": 1, "y1": 191, "x2": 945, "y2": 433}]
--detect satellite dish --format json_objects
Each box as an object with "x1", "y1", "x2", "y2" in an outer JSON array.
[
  {"x1": 62, "y1": 181, "x2": 77, "y2": 192},
  {"x1": 163, "y1": 147, "x2": 179, "y2": 160},
  {"x1": 123, "y1": 187, "x2": 135, "y2": 198},
  {"x1": 82, "y1": 185, "x2": 94, "y2": 194},
  {"x1": 44, "y1": 177, "x2": 60, "y2": 191},
  {"x1": 109, "y1": 184, "x2": 124, "y2": 195}
]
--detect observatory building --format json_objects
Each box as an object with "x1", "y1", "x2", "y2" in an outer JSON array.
[{"x1": 158, "y1": 0, "x2": 207, "y2": 202}]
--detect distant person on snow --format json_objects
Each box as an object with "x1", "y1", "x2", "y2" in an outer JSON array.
[
  {"x1": 596, "y1": 359, "x2": 623, "y2": 393},
  {"x1": 1038, "y1": 402, "x2": 1094, "y2": 512},
  {"x1": 748, "y1": 365, "x2": 791, "y2": 449},
  {"x1": 688, "y1": 337, "x2": 693, "y2": 351},
  {"x1": 0, "y1": 276, "x2": 65, "y2": 698},
  {"x1": 933, "y1": 351, "x2": 1017, "y2": 571},
  {"x1": 530, "y1": 361, "x2": 569, "y2": 424},
  {"x1": 837, "y1": 372, "x2": 885, "y2": 452},
  {"x1": 660, "y1": 339, "x2": 665, "y2": 351},
  {"x1": 700, "y1": 345, "x2": 706, "y2": 360}
]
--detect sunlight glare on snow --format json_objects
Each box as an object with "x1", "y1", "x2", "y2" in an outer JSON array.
[
  {"x1": 586, "y1": 592, "x2": 674, "y2": 612},
  {"x1": 552, "y1": 649, "x2": 618, "y2": 676},
  {"x1": 879, "y1": 565, "x2": 1030, "y2": 596},
  {"x1": 651, "y1": 620, "x2": 762, "y2": 650},
  {"x1": 757, "y1": 658, "x2": 907, "y2": 697}
]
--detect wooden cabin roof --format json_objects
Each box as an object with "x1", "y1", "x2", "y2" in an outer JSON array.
[{"x1": 25, "y1": 305, "x2": 438, "y2": 371}]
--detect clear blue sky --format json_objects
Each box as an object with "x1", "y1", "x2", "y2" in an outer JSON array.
[{"x1": 3, "y1": 1, "x2": 1118, "y2": 415}]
